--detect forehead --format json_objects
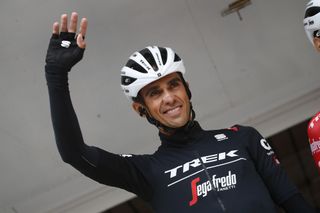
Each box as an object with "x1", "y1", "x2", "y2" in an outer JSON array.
[{"x1": 140, "y1": 72, "x2": 181, "y2": 94}]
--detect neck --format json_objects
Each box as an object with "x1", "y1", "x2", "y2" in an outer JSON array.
[
  {"x1": 158, "y1": 128, "x2": 174, "y2": 136},
  {"x1": 159, "y1": 120, "x2": 203, "y2": 146}
]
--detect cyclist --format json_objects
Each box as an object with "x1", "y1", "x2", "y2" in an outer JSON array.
[
  {"x1": 45, "y1": 12, "x2": 316, "y2": 212},
  {"x1": 304, "y1": 0, "x2": 320, "y2": 173}
]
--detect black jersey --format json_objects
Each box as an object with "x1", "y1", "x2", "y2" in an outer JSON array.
[
  {"x1": 125, "y1": 124, "x2": 298, "y2": 213},
  {"x1": 45, "y1": 70, "x2": 306, "y2": 213}
]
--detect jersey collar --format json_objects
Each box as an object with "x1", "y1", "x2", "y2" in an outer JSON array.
[{"x1": 158, "y1": 121, "x2": 204, "y2": 147}]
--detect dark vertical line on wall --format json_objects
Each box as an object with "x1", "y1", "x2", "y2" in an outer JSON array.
[{"x1": 11, "y1": 207, "x2": 18, "y2": 213}]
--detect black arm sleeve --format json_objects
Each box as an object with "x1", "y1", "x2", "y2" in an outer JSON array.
[
  {"x1": 244, "y1": 126, "x2": 316, "y2": 212},
  {"x1": 281, "y1": 193, "x2": 316, "y2": 213},
  {"x1": 45, "y1": 66, "x2": 152, "y2": 200},
  {"x1": 244, "y1": 126, "x2": 298, "y2": 203}
]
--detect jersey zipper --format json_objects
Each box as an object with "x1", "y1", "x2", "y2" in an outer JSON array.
[{"x1": 194, "y1": 150, "x2": 227, "y2": 212}]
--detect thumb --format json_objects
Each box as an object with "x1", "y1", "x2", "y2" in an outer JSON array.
[{"x1": 77, "y1": 33, "x2": 86, "y2": 49}]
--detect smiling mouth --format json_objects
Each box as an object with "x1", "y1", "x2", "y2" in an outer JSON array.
[{"x1": 163, "y1": 105, "x2": 182, "y2": 116}]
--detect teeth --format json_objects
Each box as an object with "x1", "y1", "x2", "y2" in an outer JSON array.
[
  {"x1": 165, "y1": 106, "x2": 180, "y2": 114},
  {"x1": 168, "y1": 108, "x2": 177, "y2": 113}
]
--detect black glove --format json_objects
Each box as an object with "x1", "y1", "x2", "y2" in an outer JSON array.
[{"x1": 45, "y1": 32, "x2": 85, "y2": 72}]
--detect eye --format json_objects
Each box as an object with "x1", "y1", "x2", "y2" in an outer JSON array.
[
  {"x1": 149, "y1": 89, "x2": 161, "y2": 97},
  {"x1": 169, "y1": 80, "x2": 181, "y2": 89}
]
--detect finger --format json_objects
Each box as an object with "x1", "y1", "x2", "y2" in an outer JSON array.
[
  {"x1": 60, "y1": 14, "x2": 68, "y2": 32},
  {"x1": 52, "y1": 22, "x2": 59, "y2": 35},
  {"x1": 79, "y1": 18, "x2": 88, "y2": 38},
  {"x1": 77, "y1": 33, "x2": 86, "y2": 49},
  {"x1": 69, "y1": 12, "x2": 78, "y2": 33}
]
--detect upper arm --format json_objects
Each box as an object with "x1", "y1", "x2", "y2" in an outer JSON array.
[
  {"x1": 68, "y1": 145, "x2": 153, "y2": 201},
  {"x1": 243, "y1": 126, "x2": 298, "y2": 204}
]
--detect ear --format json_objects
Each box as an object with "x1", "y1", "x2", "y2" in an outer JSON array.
[
  {"x1": 184, "y1": 81, "x2": 192, "y2": 100},
  {"x1": 132, "y1": 102, "x2": 146, "y2": 117},
  {"x1": 313, "y1": 37, "x2": 320, "y2": 52}
]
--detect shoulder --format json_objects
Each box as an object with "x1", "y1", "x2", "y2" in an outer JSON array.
[
  {"x1": 119, "y1": 153, "x2": 154, "y2": 160},
  {"x1": 207, "y1": 125, "x2": 263, "y2": 145},
  {"x1": 118, "y1": 153, "x2": 154, "y2": 164},
  {"x1": 118, "y1": 153, "x2": 156, "y2": 170},
  {"x1": 211, "y1": 124, "x2": 259, "y2": 137}
]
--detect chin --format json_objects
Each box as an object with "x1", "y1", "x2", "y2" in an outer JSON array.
[{"x1": 168, "y1": 119, "x2": 189, "y2": 128}]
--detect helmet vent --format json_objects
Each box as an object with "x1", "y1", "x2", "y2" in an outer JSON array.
[
  {"x1": 125, "y1": 59, "x2": 148, "y2": 73},
  {"x1": 121, "y1": 76, "x2": 137, "y2": 86},
  {"x1": 140, "y1": 48, "x2": 158, "y2": 71},
  {"x1": 159, "y1": 47, "x2": 167, "y2": 65},
  {"x1": 174, "y1": 53, "x2": 181, "y2": 62},
  {"x1": 305, "y1": 7, "x2": 320, "y2": 18}
]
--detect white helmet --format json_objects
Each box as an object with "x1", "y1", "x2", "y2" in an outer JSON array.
[
  {"x1": 121, "y1": 46, "x2": 186, "y2": 99},
  {"x1": 304, "y1": 0, "x2": 320, "y2": 46}
]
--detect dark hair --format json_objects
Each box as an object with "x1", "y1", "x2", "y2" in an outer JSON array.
[{"x1": 132, "y1": 93, "x2": 144, "y2": 104}]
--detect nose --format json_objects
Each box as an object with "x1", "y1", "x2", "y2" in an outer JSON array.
[{"x1": 162, "y1": 90, "x2": 175, "y2": 105}]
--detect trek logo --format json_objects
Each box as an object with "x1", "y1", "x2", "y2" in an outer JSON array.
[
  {"x1": 140, "y1": 59, "x2": 151, "y2": 70},
  {"x1": 189, "y1": 171, "x2": 237, "y2": 206},
  {"x1": 164, "y1": 150, "x2": 238, "y2": 178},
  {"x1": 154, "y1": 52, "x2": 162, "y2": 67}
]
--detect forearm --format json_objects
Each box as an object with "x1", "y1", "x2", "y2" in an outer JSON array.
[
  {"x1": 45, "y1": 66, "x2": 127, "y2": 186},
  {"x1": 45, "y1": 65, "x2": 85, "y2": 163}
]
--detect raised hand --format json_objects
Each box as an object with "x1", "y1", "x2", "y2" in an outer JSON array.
[{"x1": 45, "y1": 12, "x2": 88, "y2": 71}]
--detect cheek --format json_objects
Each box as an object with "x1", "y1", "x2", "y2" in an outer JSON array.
[{"x1": 145, "y1": 100, "x2": 161, "y2": 115}]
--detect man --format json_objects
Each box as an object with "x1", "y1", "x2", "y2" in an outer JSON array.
[
  {"x1": 304, "y1": 0, "x2": 320, "y2": 174},
  {"x1": 304, "y1": 0, "x2": 320, "y2": 52},
  {"x1": 45, "y1": 12, "x2": 316, "y2": 212}
]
